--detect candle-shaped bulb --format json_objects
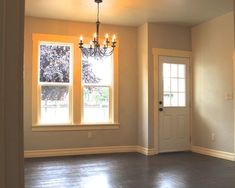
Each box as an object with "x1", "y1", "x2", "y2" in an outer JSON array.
[
  {"x1": 80, "y1": 36, "x2": 83, "y2": 42},
  {"x1": 89, "y1": 41, "x2": 93, "y2": 48},
  {"x1": 112, "y1": 34, "x2": 116, "y2": 42},
  {"x1": 105, "y1": 33, "x2": 109, "y2": 39},
  {"x1": 94, "y1": 33, "x2": 97, "y2": 41},
  {"x1": 103, "y1": 41, "x2": 107, "y2": 48}
]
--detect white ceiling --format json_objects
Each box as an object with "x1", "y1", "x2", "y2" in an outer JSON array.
[{"x1": 25, "y1": 0, "x2": 234, "y2": 26}]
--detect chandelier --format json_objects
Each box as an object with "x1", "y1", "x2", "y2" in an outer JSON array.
[{"x1": 79, "y1": 0, "x2": 117, "y2": 58}]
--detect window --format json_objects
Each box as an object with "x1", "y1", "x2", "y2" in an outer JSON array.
[
  {"x1": 32, "y1": 34, "x2": 118, "y2": 130},
  {"x1": 163, "y1": 63, "x2": 186, "y2": 107},
  {"x1": 39, "y1": 43, "x2": 72, "y2": 124},
  {"x1": 82, "y1": 56, "x2": 113, "y2": 123}
]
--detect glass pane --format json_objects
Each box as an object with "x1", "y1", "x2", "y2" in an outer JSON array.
[
  {"x1": 163, "y1": 93, "x2": 172, "y2": 107},
  {"x1": 83, "y1": 86, "x2": 109, "y2": 123},
  {"x1": 171, "y1": 78, "x2": 178, "y2": 92},
  {"x1": 178, "y1": 79, "x2": 185, "y2": 92},
  {"x1": 162, "y1": 61, "x2": 187, "y2": 107},
  {"x1": 170, "y1": 64, "x2": 178, "y2": 77},
  {"x1": 82, "y1": 56, "x2": 112, "y2": 85},
  {"x1": 179, "y1": 93, "x2": 186, "y2": 106},
  {"x1": 41, "y1": 86, "x2": 69, "y2": 124},
  {"x1": 171, "y1": 93, "x2": 178, "y2": 106},
  {"x1": 178, "y1": 64, "x2": 185, "y2": 78},
  {"x1": 163, "y1": 63, "x2": 170, "y2": 78},
  {"x1": 39, "y1": 43, "x2": 71, "y2": 83},
  {"x1": 163, "y1": 78, "x2": 170, "y2": 92}
]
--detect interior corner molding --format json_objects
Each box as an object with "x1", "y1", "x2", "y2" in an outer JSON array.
[
  {"x1": 24, "y1": 145, "x2": 157, "y2": 158},
  {"x1": 191, "y1": 145, "x2": 235, "y2": 161}
]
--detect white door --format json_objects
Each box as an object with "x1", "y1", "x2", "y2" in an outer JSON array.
[{"x1": 158, "y1": 56, "x2": 190, "y2": 153}]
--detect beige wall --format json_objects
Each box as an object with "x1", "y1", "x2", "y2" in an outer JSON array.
[
  {"x1": 137, "y1": 23, "x2": 149, "y2": 148},
  {"x1": 148, "y1": 23, "x2": 192, "y2": 51},
  {"x1": 25, "y1": 13, "x2": 234, "y2": 153},
  {"x1": 137, "y1": 23, "x2": 192, "y2": 148},
  {"x1": 24, "y1": 17, "x2": 138, "y2": 150},
  {"x1": 192, "y1": 12, "x2": 234, "y2": 152},
  {"x1": 148, "y1": 23, "x2": 191, "y2": 148},
  {"x1": 25, "y1": 17, "x2": 192, "y2": 151}
]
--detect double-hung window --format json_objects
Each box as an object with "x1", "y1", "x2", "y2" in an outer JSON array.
[
  {"x1": 32, "y1": 34, "x2": 118, "y2": 130},
  {"x1": 39, "y1": 42, "x2": 72, "y2": 124},
  {"x1": 82, "y1": 55, "x2": 113, "y2": 123}
]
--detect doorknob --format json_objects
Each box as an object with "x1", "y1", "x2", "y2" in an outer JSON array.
[
  {"x1": 159, "y1": 108, "x2": 163, "y2": 112},
  {"x1": 159, "y1": 101, "x2": 163, "y2": 105}
]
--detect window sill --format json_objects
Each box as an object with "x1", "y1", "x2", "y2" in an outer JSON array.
[{"x1": 32, "y1": 123, "x2": 120, "y2": 132}]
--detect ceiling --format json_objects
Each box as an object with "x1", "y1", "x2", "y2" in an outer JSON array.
[{"x1": 25, "y1": 0, "x2": 234, "y2": 27}]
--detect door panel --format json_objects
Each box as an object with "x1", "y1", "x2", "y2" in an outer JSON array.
[
  {"x1": 163, "y1": 116, "x2": 171, "y2": 139},
  {"x1": 177, "y1": 115, "x2": 185, "y2": 138},
  {"x1": 159, "y1": 56, "x2": 190, "y2": 153}
]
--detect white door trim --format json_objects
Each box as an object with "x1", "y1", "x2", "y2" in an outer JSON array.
[{"x1": 152, "y1": 48, "x2": 192, "y2": 154}]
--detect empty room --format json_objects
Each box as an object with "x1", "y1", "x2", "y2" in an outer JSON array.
[{"x1": 1, "y1": 0, "x2": 235, "y2": 187}]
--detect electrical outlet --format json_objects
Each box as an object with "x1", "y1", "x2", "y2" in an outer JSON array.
[
  {"x1": 88, "y1": 132, "x2": 92, "y2": 139},
  {"x1": 211, "y1": 133, "x2": 215, "y2": 141}
]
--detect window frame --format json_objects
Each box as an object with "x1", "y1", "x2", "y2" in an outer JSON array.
[{"x1": 32, "y1": 34, "x2": 119, "y2": 131}]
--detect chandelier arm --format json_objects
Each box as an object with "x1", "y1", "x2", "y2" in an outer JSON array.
[{"x1": 108, "y1": 48, "x2": 114, "y2": 56}]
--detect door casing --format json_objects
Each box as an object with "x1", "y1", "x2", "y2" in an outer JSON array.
[{"x1": 152, "y1": 48, "x2": 192, "y2": 154}]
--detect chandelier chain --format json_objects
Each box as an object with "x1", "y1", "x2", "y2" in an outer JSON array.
[{"x1": 97, "y1": 2, "x2": 100, "y2": 23}]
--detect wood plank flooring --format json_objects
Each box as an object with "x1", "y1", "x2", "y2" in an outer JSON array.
[{"x1": 24, "y1": 152, "x2": 235, "y2": 188}]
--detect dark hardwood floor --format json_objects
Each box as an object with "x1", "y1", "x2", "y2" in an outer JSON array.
[{"x1": 24, "y1": 152, "x2": 235, "y2": 188}]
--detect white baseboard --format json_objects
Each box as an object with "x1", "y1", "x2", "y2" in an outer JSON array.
[
  {"x1": 191, "y1": 145, "x2": 235, "y2": 161},
  {"x1": 136, "y1": 146, "x2": 157, "y2": 156},
  {"x1": 26, "y1": 145, "x2": 235, "y2": 161},
  {"x1": 24, "y1": 145, "x2": 156, "y2": 158}
]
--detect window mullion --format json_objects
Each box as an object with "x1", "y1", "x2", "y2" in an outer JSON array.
[
  {"x1": 81, "y1": 85, "x2": 84, "y2": 123},
  {"x1": 37, "y1": 85, "x2": 42, "y2": 124},
  {"x1": 109, "y1": 86, "x2": 112, "y2": 123},
  {"x1": 73, "y1": 45, "x2": 81, "y2": 125}
]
